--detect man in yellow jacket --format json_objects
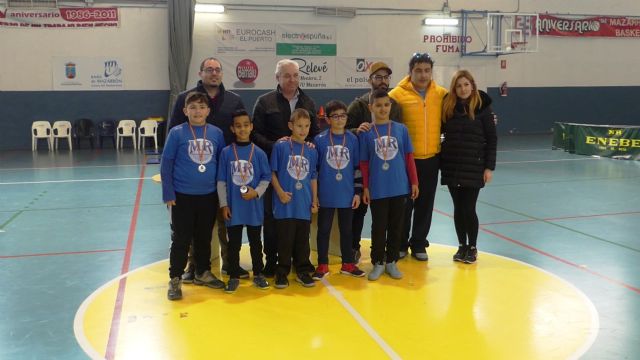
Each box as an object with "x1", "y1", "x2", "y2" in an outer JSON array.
[{"x1": 389, "y1": 53, "x2": 447, "y2": 261}]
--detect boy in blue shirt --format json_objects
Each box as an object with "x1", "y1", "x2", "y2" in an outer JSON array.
[
  {"x1": 270, "y1": 108, "x2": 319, "y2": 289},
  {"x1": 162, "y1": 92, "x2": 227, "y2": 300},
  {"x1": 312, "y1": 100, "x2": 365, "y2": 279},
  {"x1": 217, "y1": 110, "x2": 272, "y2": 293},
  {"x1": 359, "y1": 89, "x2": 419, "y2": 281}
]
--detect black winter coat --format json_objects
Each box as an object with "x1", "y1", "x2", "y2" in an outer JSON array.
[{"x1": 440, "y1": 90, "x2": 497, "y2": 188}]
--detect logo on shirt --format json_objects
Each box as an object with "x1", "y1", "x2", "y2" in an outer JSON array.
[
  {"x1": 230, "y1": 160, "x2": 254, "y2": 186},
  {"x1": 287, "y1": 155, "x2": 310, "y2": 181},
  {"x1": 374, "y1": 136, "x2": 399, "y2": 161},
  {"x1": 326, "y1": 145, "x2": 350, "y2": 170},
  {"x1": 188, "y1": 139, "x2": 213, "y2": 164}
]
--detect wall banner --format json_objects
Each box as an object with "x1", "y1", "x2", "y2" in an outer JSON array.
[
  {"x1": 0, "y1": 7, "x2": 119, "y2": 28},
  {"x1": 286, "y1": 56, "x2": 336, "y2": 89},
  {"x1": 218, "y1": 56, "x2": 277, "y2": 90},
  {"x1": 335, "y1": 57, "x2": 394, "y2": 89},
  {"x1": 52, "y1": 57, "x2": 124, "y2": 90},
  {"x1": 214, "y1": 23, "x2": 276, "y2": 55},
  {"x1": 537, "y1": 15, "x2": 640, "y2": 37},
  {"x1": 276, "y1": 24, "x2": 337, "y2": 56}
]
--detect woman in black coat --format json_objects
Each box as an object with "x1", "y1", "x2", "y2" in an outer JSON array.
[{"x1": 440, "y1": 70, "x2": 497, "y2": 264}]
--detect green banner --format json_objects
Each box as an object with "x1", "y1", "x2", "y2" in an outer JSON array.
[
  {"x1": 552, "y1": 122, "x2": 640, "y2": 160},
  {"x1": 276, "y1": 43, "x2": 337, "y2": 56}
]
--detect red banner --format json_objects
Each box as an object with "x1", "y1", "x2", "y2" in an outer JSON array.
[
  {"x1": 537, "y1": 14, "x2": 640, "y2": 37},
  {"x1": 0, "y1": 7, "x2": 119, "y2": 28}
]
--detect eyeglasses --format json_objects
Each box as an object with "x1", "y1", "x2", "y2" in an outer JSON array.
[
  {"x1": 328, "y1": 113, "x2": 348, "y2": 120},
  {"x1": 371, "y1": 75, "x2": 391, "y2": 81},
  {"x1": 202, "y1": 67, "x2": 222, "y2": 74}
]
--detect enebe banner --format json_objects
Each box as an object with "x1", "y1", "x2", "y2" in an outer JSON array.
[
  {"x1": 0, "y1": 7, "x2": 119, "y2": 28},
  {"x1": 537, "y1": 14, "x2": 640, "y2": 37},
  {"x1": 553, "y1": 122, "x2": 640, "y2": 160}
]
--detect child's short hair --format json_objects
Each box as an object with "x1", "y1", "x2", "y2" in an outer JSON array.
[
  {"x1": 369, "y1": 88, "x2": 390, "y2": 104},
  {"x1": 325, "y1": 100, "x2": 347, "y2": 115},
  {"x1": 290, "y1": 108, "x2": 310, "y2": 122},
  {"x1": 185, "y1": 92, "x2": 209, "y2": 106},
  {"x1": 232, "y1": 109, "x2": 251, "y2": 123}
]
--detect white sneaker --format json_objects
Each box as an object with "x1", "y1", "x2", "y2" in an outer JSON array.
[
  {"x1": 368, "y1": 264, "x2": 385, "y2": 281},
  {"x1": 385, "y1": 262, "x2": 403, "y2": 279}
]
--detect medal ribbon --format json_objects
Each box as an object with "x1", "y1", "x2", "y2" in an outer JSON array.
[
  {"x1": 188, "y1": 123, "x2": 207, "y2": 167},
  {"x1": 372, "y1": 122, "x2": 391, "y2": 163},
  {"x1": 232, "y1": 143, "x2": 255, "y2": 185},
  {"x1": 289, "y1": 139, "x2": 305, "y2": 182},
  {"x1": 329, "y1": 131, "x2": 347, "y2": 172}
]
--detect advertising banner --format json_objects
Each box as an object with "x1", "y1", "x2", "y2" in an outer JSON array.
[
  {"x1": 214, "y1": 22, "x2": 276, "y2": 55},
  {"x1": 0, "y1": 7, "x2": 119, "y2": 28},
  {"x1": 335, "y1": 57, "x2": 394, "y2": 89},
  {"x1": 52, "y1": 57, "x2": 124, "y2": 90},
  {"x1": 218, "y1": 56, "x2": 277, "y2": 90},
  {"x1": 286, "y1": 56, "x2": 336, "y2": 89},
  {"x1": 537, "y1": 15, "x2": 640, "y2": 37},
  {"x1": 276, "y1": 24, "x2": 337, "y2": 56},
  {"x1": 553, "y1": 122, "x2": 640, "y2": 160}
]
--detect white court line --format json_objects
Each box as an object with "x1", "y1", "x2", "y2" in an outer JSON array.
[
  {"x1": 321, "y1": 278, "x2": 401, "y2": 359},
  {"x1": 497, "y1": 158, "x2": 601, "y2": 164},
  {"x1": 0, "y1": 164, "x2": 142, "y2": 171},
  {"x1": 0, "y1": 177, "x2": 151, "y2": 185}
]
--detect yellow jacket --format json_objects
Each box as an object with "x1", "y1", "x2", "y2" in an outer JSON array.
[{"x1": 389, "y1": 76, "x2": 447, "y2": 159}]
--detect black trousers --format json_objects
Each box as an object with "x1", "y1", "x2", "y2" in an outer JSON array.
[
  {"x1": 226, "y1": 225, "x2": 264, "y2": 278},
  {"x1": 370, "y1": 195, "x2": 407, "y2": 264},
  {"x1": 275, "y1": 219, "x2": 315, "y2": 276},
  {"x1": 351, "y1": 201, "x2": 368, "y2": 251},
  {"x1": 262, "y1": 185, "x2": 278, "y2": 266},
  {"x1": 448, "y1": 186, "x2": 480, "y2": 247},
  {"x1": 316, "y1": 207, "x2": 354, "y2": 264},
  {"x1": 169, "y1": 192, "x2": 218, "y2": 279},
  {"x1": 402, "y1": 156, "x2": 440, "y2": 252}
]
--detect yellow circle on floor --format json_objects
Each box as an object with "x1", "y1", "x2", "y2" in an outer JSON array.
[{"x1": 75, "y1": 243, "x2": 598, "y2": 359}]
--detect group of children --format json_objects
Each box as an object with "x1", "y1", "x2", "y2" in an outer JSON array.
[{"x1": 161, "y1": 89, "x2": 419, "y2": 300}]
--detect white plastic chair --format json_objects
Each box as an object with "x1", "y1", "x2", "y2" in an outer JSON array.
[
  {"x1": 138, "y1": 119, "x2": 158, "y2": 151},
  {"x1": 117, "y1": 120, "x2": 137, "y2": 149},
  {"x1": 32, "y1": 121, "x2": 52, "y2": 151},
  {"x1": 52, "y1": 121, "x2": 73, "y2": 150}
]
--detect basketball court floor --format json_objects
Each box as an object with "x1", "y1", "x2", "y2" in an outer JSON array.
[{"x1": 1, "y1": 134, "x2": 638, "y2": 359}]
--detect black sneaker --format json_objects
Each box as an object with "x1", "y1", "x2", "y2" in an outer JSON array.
[
  {"x1": 274, "y1": 273, "x2": 289, "y2": 289},
  {"x1": 263, "y1": 262, "x2": 276, "y2": 278},
  {"x1": 167, "y1": 277, "x2": 182, "y2": 301},
  {"x1": 225, "y1": 278, "x2": 240, "y2": 294},
  {"x1": 463, "y1": 246, "x2": 478, "y2": 264},
  {"x1": 253, "y1": 275, "x2": 270, "y2": 290},
  {"x1": 221, "y1": 264, "x2": 251, "y2": 279},
  {"x1": 453, "y1": 245, "x2": 467, "y2": 262},
  {"x1": 296, "y1": 273, "x2": 315, "y2": 288}
]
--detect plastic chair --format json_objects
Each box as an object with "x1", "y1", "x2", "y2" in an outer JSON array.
[
  {"x1": 31, "y1": 121, "x2": 52, "y2": 151},
  {"x1": 97, "y1": 119, "x2": 116, "y2": 148},
  {"x1": 73, "y1": 118, "x2": 96, "y2": 148},
  {"x1": 117, "y1": 120, "x2": 137, "y2": 149},
  {"x1": 52, "y1": 121, "x2": 73, "y2": 150},
  {"x1": 138, "y1": 119, "x2": 158, "y2": 151}
]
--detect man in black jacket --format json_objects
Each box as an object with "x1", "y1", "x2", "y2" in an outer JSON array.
[
  {"x1": 252, "y1": 59, "x2": 320, "y2": 276},
  {"x1": 168, "y1": 57, "x2": 248, "y2": 280}
]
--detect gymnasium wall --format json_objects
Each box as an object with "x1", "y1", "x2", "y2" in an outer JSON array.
[{"x1": 1, "y1": 1, "x2": 640, "y2": 149}]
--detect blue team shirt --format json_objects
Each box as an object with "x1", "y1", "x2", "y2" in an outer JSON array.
[
  {"x1": 217, "y1": 143, "x2": 271, "y2": 227},
  {"x1": 314, "y1": 130, "x2": 359, "y2": 208},
  {"x1": 161, "y1": 123, "x2": 225, "y2": 202},
  {"x1": 270, "y1": 139, "x2": 318, "y2": 221},
  {"x1": 358, "y1": 121, "x2": 413, "y2": 200}
]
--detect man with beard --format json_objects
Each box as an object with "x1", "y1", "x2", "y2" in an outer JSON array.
[
  {"x1": 168, "y1": 57, "x2": 248, "y2": 280},
  {"x1": 346, "y1": 62, "x2": 402, "y2": 262}
]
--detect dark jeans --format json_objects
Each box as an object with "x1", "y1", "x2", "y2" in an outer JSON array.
[
  {"x1": 179, "y1": 195, "x2": 228, "y2": 271},
  {"x1": 448, "y1": 186, "x2": 480, "y2": 247},
  {"x1": 262, "y1": 185, "x2": 278, "y2": 266},
  {"x1": 275, "y1": 219, "x2": 315, "y2": 276},
  {"x1": 169, "y1": 192, "x2": 218, "y2": 279},
  {"x1": 226, "y1": 225, "x2": 264, "y2": 278},
  {"x1": 370, "y1": 195, "x2": 407, "y2": 265},
  {"x1": 316, "y1": 207, "x2": 354, "y2": 264},
  {"x1": 351, "y1": 201, "x2": 368, "y2": 251},
  {"x1": 402, "y1": 156, "x2": 440, "y2": 252}
]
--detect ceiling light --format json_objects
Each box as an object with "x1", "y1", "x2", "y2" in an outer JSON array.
[
  {"x1": 195, "y1": 4, "x2": 225, "y2": 13},
  {"x1": 423, "y1": 18, "x2": 459, "y2": 26}
]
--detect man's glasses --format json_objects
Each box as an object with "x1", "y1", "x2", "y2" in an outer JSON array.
[
  {"x1": 328, "y1": 113, "x2": 348, "y2": 120},
  {"x1": 202, "y1": 67, "x2": 222, "y2": 74},
  {"x1": 371, "y1": 75, "x2": 391, "y2": 81}
]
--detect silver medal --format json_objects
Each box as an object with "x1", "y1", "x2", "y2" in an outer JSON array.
[
  {"x1": 336, "y1": 173, "x2": 343, "y2": 181},
  {"x1": 382, "y1": 162, "x2": 390, "y2": 171},
  {"x1": 295, "y1": 181, "x2": 303, "y2": 190},
  {"x1": 240, "y1": 185, "x2": 248, "y2": 194},
  {"x1": 198, "y1": 164, "x2": 206, "y2": 173}
]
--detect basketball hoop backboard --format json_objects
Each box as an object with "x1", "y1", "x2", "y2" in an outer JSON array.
[{"x1": 460, "y1": 11, "x2": 539, "y2": 56}]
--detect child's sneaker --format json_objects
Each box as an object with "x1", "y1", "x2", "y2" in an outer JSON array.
[
  {"x1": 181, "y1": 268, "x2": 195, "y2": 284},
  {"x1": 453, "y1": 245, "x2": 467, "y2": 262},
  {"x1": 225, "y1": 278, "x2": 240, "y2": 294},
  {"x1": 296, "y1": 273, "x2": 315, "y2": 287},
  {"x1": 194, "y1": 270, "x2": 225, "y2": 289},
  {"x1": 340, "y1": 263, "x2": 365, "y2": 277},
  {"x1": 368, "y1": 264, "x2": 385, "y2": 281},
  {"x1": 253, "y1": 275, "x2": 270, "y2": 290},
  {"x1": 167, "y1": 277, "x2": 182, "y2": 301},
  {"x1": 274, "y1": 273, "x2": 289, "y2": 289},
  {"x1": 312, "y1": 264, "x2": 329, "y2": 280},
  {"x1": 385, "y1": 261, "x2": 403, "y2": 279},
  {"x1": 464, "y1": 246, "x2": 478, "y2": 264}
]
